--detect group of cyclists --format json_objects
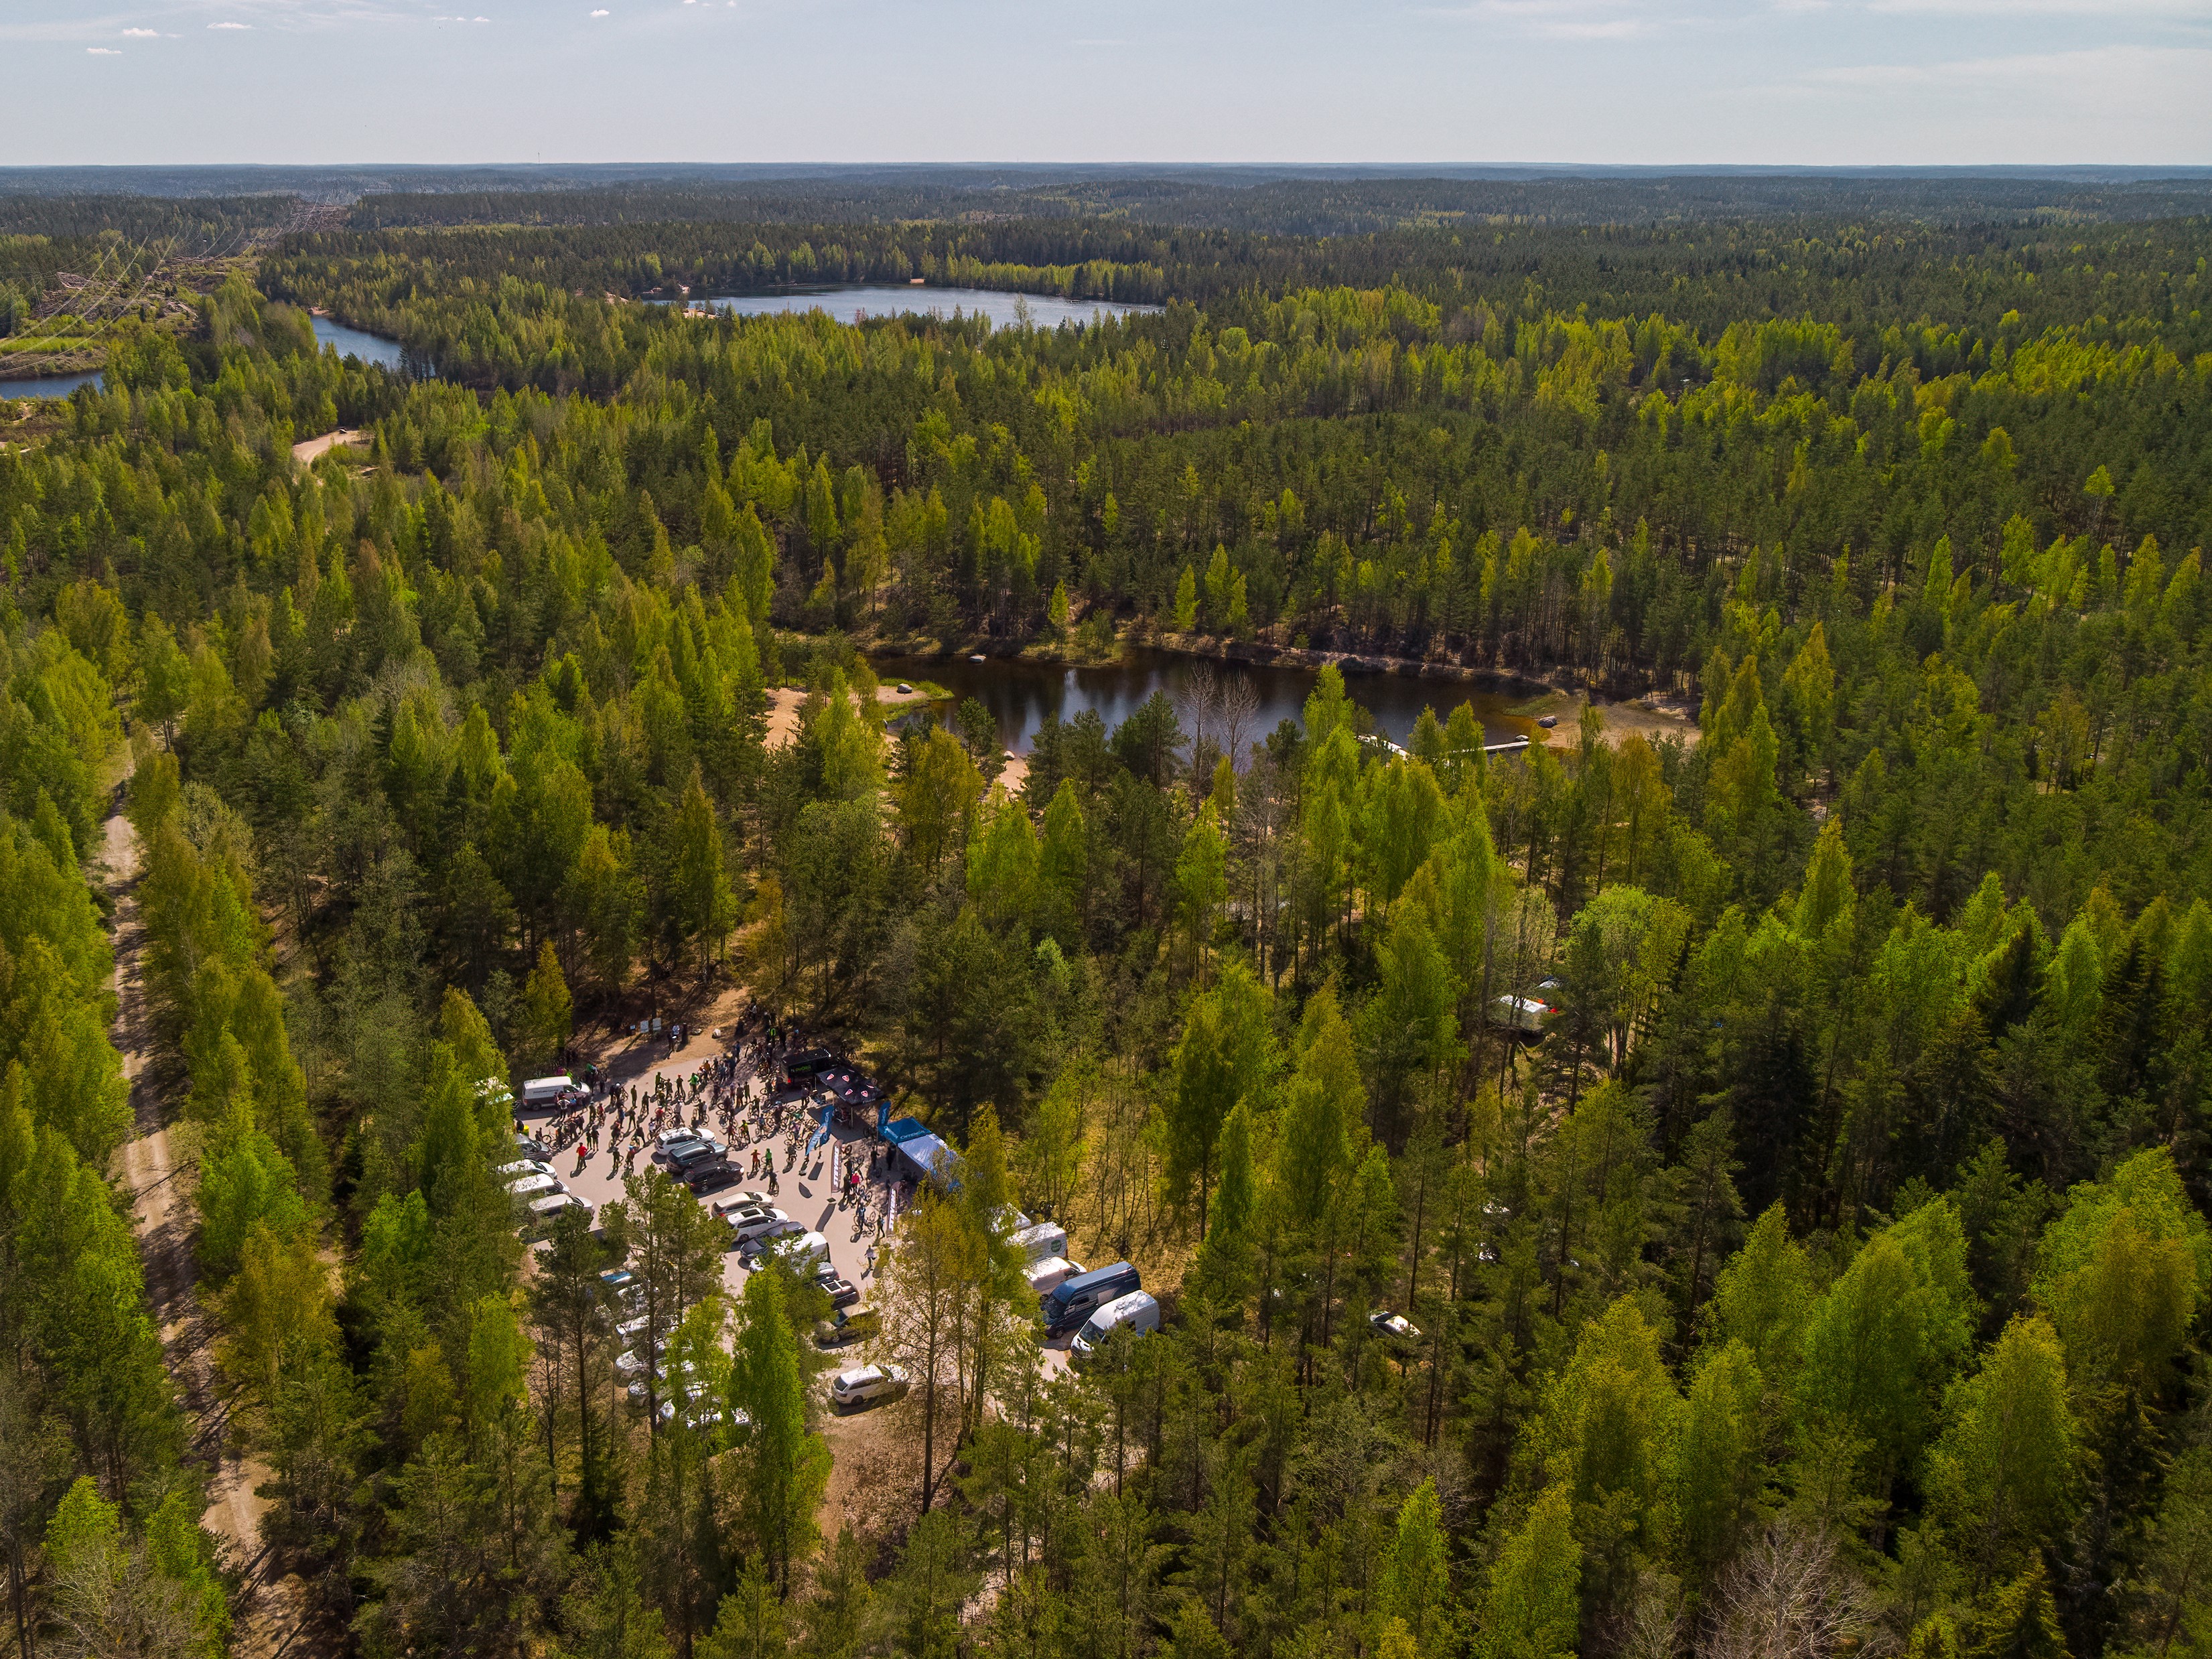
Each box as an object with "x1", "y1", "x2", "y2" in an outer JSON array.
[{"x1": 531, "y1": 1016, "x2": 898, "y2": 1240}]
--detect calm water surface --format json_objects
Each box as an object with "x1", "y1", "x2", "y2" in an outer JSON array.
[
  {"x1": 313, "y1": 315, "x2": 405, "y2": 369},
  {"x1": 0, "y1": 367, "x2": 103, "y2": 401},
  {"x1": 3, "y1": 317, "x2": 401, "y2": 400},
  {"x1": 868, "y1": 648, "x2": 1531, "y2": 758},
  {"x1": 665, "y1": 285, "x2": 1162, "y2": 328}
]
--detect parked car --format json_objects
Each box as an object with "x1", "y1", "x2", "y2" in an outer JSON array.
[
  {"x1": 1070, "y1": 1291, "x2": 1162, "y2": 1362},
  {"x1": 1042, "y1": 1262, "x2": 1141, "y2": 1336},
  {"x1": 614, "y1": 1346, "x2": 663, "y2": 1379},
  {"x1": 525, "y1": 1192, "x2": 590, "y2": 1238},
  {"x1": 628, "y1": 1359, "x2": 703, "y2": 1405},
  {"x1": 498, "y1": 1159, "x2": 555, "y2": 1182},
  {"x1": 814, "y1": 1305, "x2": 880, "y2": 1348},
  {"x1": 505, "y1": 1172, "x2": 560, "y2": 1201},
  {"x1": 711, "y1": 1189, "x2": 772, "y2": 1218},
  {"x1": 817, "y1": 1273, "x2": 861, "y2": 1309},
  {"x1": 828, "y1": 1364, "x2": 909, "y2": 1412},
  {"x1": 658, "y1": 1133, "x2": 728, "y2": 1168},
  {"x1": 654, "y1": 1126, "x2": 703, "y2": 1151},
  {"x1": 738, "y1": 1218, "x2": 807, "y2": 1257},
  {"x1": 756, "y1": 1230, "x2": 829, "y2": 1271},
  {"x1": 1368, "y1": 1310, "x2": 1422, "y2": 1344},
  {"x1": 683, "y1": 1160, "x2": 740, "y2": 1196},
  {"x1": 723, "y1": 1204, "x2": 790, "y2": 1244},
  {"x1": 515, "y1": 1136, "x2": 551, "y2": 1162}
]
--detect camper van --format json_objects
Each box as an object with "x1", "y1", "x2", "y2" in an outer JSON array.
[
  {"x1": 1022, "y1": 1256, "x2": 1084, "y2": 1298},
  {"x1": 1070, "y1": 1291, "x2": 1162, "y2": 1362},
  {"x1": 1008, "y1": 1221, "x2": 1068, "y2": 1266},
  {"x1": 1042, "y1": 1261, "x2": 1140, "y2": 1336}
]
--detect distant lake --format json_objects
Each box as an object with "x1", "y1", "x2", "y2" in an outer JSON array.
[
  {"x1": 659, "y1": 285, "x2": 1162, "y2": 329},
  {"x1": 0, "y1": 366, "x2": 103, "y2": 401},
  {"x1": 869, "y1": 648, "x2": 1532, "y2": 758},
  {"x1": 313, "y1": 315, "x2": 405, "y2": 369}
]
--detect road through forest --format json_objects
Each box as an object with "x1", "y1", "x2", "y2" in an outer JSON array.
[{"x1": 103, "y1": 786, "x2": 300, "y2": 1658}]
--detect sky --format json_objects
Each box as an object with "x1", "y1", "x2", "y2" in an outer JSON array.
[{"x1": 5, "y1": 0, "x2": 2209, "y2": 167}]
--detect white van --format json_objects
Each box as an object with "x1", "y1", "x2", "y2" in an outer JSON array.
[
  {"x1": 522, "y1": 1075, "x2": 573, "y2": 1110},
  {"x1": 1070, "y1": 1291, "x2": 1161, "y2": 1362},
  {"x1": 1008, "y1": 1222, "x2": 1067, "y2": 1266},
  {"x1": 1022, "y1": 1256, "x2": 1084, "y2": 1297}
]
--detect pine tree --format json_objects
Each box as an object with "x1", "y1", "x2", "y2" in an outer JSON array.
[{"x1": 730, "y1": 1265, "x2": 831, "y2": 1591}]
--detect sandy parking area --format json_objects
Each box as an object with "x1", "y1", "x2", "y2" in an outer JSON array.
[
  {"x1": 764, "y1": 682, "x2": 932, "y2": 749},
  {"x1": 1530, "y1": 691, "x2": 1702, "y2": 749},
  {"x1": 291, "y1": 427, "x2": 365, "y2": 464}
]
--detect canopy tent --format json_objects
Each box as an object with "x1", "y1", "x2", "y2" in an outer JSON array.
[{"x1": 893, "y1": 1132, "x2": 960, "y2": 1189}]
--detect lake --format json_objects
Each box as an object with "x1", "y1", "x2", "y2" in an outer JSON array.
[
  {"x1": 313, "y1": 315, "x2": 405, "y2": 370},
  {"x1": 867, "y1": 648, "x2": 1533, "y2": 758},
  {"x1": 1, "y1": 316, "x2": 401, "y2": 401},
  {"x1": 0, "y1": 366, "x2": 103, "y2": 401},
  {"x1": 663, "y1": 285, "x2": 1162, "y2": 329}
]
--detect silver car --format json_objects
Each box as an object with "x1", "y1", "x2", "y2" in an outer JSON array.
[{"x1": 828, "y1": 1364, "x2": 910, "y2": 1412}]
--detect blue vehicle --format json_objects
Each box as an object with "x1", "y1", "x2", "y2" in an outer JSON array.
[{"x1": 1042, "y1": 1261, "x2": 1140, "y2": 1335}]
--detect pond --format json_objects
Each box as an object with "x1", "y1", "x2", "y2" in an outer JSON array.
[
  {"x1": 312, "y1": 315, "x2": 405, "y2": 370},
  {"x1": 0, "y1": 366, "x2": 104, "y2": 401},
  {"x1": 661, "y1": 285, "x2": 1162, "y2": 329},
  {"x1": 866, "y1": 648, "x2": 1534, "y2": 759}
]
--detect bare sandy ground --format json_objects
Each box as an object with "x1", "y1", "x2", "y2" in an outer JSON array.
[
  {"x1": 1529, "y1": 691, "x2": 1702, "y2": 751},
  {"x1": 764, "y1": 682, "x2": 932, "y2": 749},
  {"x1": 290, "y1": 428, "x2": 364, "y2": 464}
]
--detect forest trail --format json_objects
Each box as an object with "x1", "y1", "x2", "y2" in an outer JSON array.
[{"x1": 103, "y1": 790, "x2": 301, "y2": 1659}]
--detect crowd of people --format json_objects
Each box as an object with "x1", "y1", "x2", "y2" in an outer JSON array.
[{"x1": 527, "y1": 1016, "x2": 904, "y2": 1244}]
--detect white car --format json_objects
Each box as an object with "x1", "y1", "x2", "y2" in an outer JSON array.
[
  {"x1": 828, "y1": 1364, "x2": 910, "y2": 1411},
  {"x1": 754, "y1": 1229, "x2": 828, "y2": 1271},
  {"x1": 628, "y1": 1358, "x2": 702, "y2": 1404},
  {"x1": 1369, "y1": 1311, "x2": 1422, "y2": 1344},
  {"x1": 614, "y1": 1344, "x2": 663, "y2": 1379},
  {"x1": 710, "y1": 1189, "x2": 772, "y2": 1219},
  {"x1": 506, "y1": 1172, "x2": 559, "y2": 1200},
  {"x1": 723, "y1": 1204, "x2": 790, "y2": 1243},
  {"x1": 497, "y1": 1159, "x2": 555, "y2": 1182}
]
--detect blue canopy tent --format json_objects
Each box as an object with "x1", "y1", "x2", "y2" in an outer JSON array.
[{"x1": 890, "y1": 1129, "x2": 960, "y2": 1189}]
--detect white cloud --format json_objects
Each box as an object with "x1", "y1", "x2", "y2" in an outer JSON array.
[
  {"x1": 590, "y1": 7, "x2": 607, "y2": 13},
  {"x1": 1422, "y1": 0, "x2": 1677, "y2": 38},
  {"x1": 121, "y1": 26, "x2": 159, "y2": 35},
  {"x1": 1867, "y1": 0, "x2": 2211, "y2": 13},
  {"x1": 208, "y1": 19, "x2": 252, "y2": 27},
  {"x1": 1803, "y1": 42, "x2": 2212, "y2": 94},
  {"x1": 87, "y1": 45, "x2": 121, "y2": 52}
]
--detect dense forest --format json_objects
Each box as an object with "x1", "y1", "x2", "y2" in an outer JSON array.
[{"x1": 3, "y1": 182, "x2": 2212, "y2": 1659}]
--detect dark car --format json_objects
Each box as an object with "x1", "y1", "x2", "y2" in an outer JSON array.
[
  {"x1": 661, "y1": 1135, "x2": 728, "y2": 1171},
  {"x1": 685, "y1": 1161, "x2": 740, "y2": 1196},
  {"x1": 817, "y1": 1272, "x2": 861, "y2": 1309}
]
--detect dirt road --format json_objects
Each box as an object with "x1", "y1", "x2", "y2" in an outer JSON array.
[{"x1": 103, "y1": 792, "x2": 298, "y2": 1658}]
